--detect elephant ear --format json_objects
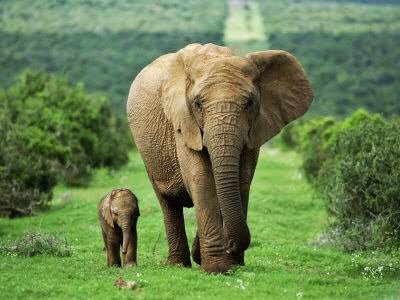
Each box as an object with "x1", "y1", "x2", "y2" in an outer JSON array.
[
  {"x1": 101, "y1": 192, "x2": 114, "y2": 227},
  {"x1": 246, "y1": 50, "x2": 313, "y2": 147},
  {"x1": 163, "y1": 52, "x2": 203, "y2": 151}
]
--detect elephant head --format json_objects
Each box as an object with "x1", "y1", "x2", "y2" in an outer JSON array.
[
  {"x1": 101, "y1": 189, "x2": 140, "y2": 254},
  {"x1": 163, "y1": 44, "x2": 313, "y2": 255}
]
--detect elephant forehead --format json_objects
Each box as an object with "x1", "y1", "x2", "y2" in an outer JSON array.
[
  {"x1": 191, "y1": 56, "x2": 256, "y2": 79},
  {"x1": 112, "y1": 191, "x2": 137, "y2": 206},
  {"x1": 113, "y1": 189, "x2": 132, "y2": 198},
  {"x1": 196, "y1": 76, "x2": 255, "y2": 101},
  {"x1": 192, "y1": 58, "x2": 256, "y2": 96}
]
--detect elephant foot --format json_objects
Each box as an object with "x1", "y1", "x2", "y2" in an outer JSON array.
[
  {"x1": 107, "y1": 261, "x2": 122, "y2": 268},
  {"x1": 167, "y1": 254, "x2": 192, "y2": 268},
  {"x1": 123, "y1": 262, "x2": 136, "y2": 268},
  {"x1": 201, "y1": 253, "x2": 245, "y2": 274},
  {"x1": 107, "y1": 255, "x2": 122, "y2": 267},
  {"x1": 191, "y1": 234, "x2": 201, "y2": 265},
  {"x1": 229, "y1": 252, "x2": 244, "y2": 266},
  {"x1": 201, "y1": 257, "x2": 235, "y2": 274}
]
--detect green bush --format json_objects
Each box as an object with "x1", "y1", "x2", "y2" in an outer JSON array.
[
  {"x1": 282, "y1": 109, "x2": 399, "y2": 250},
  {"x1": 0, "y1": 231, "x2": 72, "y2": 257},
  {"x1": 319, "y1": 117, "x2": 400, "y2": 250},
  {"x1": 1, "y1": 71, "x2": 130, "y2": 184},
  {"x1": 0, "y1": 109, "x2": 57, "y2": 217},
  {"x1": 289, "y1": 109, "x2": 383, "y2": 183},
  {"x1": 0, "y1": 71, "x2": 130, "y2": 216},
  {"x1": 293, "y1": 117, "x2": 337, "y2": 182},
  {"x1": 273, "y1": 121, "x2": 303, "y2": 150}
]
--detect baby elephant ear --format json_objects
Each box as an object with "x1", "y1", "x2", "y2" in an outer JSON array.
[
  {"x1": 101, "y1": 192, "x2": 114, "y2": 227},
  {"x1": 246, "y1": 50, "x2": 314, "y2": 147}
]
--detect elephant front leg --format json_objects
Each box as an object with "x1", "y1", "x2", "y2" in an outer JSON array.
[
  {"x1": 106, "y1": 236, "x2": 122, "y2": 267},
  {"x1": 178, "y1": 151, "x2": 234, "y2": 273},
  {"x1": 156, "y1": 190, "x2": 191, "y2": 267}
]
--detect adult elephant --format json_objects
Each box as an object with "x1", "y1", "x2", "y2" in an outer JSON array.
[{"x1": 127, "y1": 43, "x2": 313, "y2": 273}]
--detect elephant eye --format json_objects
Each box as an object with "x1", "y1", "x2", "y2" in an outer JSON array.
[
  {"x1": 245, "y1": 98, "x2": 254, "y2": 111},
  {"x1": 193, "y1": 97, "x2": 203, "y2": 111}
]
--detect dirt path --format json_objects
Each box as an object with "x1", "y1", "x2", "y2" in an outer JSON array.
[{"x1": 224, "y1": 0, "x2": 269, "y2": 55}]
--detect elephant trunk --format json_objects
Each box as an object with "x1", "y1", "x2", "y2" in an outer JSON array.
[
  {"x1": 121, "y1": 225, "x2": 131, "y2": 254},
  {"x1": 205, "y1": 124, "x2": 250, "y2": 255}
]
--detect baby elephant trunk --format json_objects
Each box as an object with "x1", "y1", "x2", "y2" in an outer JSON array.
[{"x1": 122, "y1": 227, "x2": 131, "y2": 254}]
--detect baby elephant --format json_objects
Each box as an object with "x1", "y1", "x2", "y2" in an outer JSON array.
[{"x1": 98, "y1": 188, "x2": 140, "y2": 267}]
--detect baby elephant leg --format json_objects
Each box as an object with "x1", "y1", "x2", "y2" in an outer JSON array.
[{"x1": 106, "y1": 235, "x2": 122, "y2": 267}]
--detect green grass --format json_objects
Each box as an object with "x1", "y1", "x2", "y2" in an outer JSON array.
[{"x1": 1, "y1": 149, "x2": 399, "y2": 299}]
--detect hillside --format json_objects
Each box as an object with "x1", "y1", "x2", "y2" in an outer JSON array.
[
  {"x1": 257, "y1": 0, "x2": 400, "y2": 116},
  {"x1": 2, "y1": 0, "x2": 399, "y2": 116},
  {"x1": 0, "y1": 0, "x2": 226, "y2": 113}
]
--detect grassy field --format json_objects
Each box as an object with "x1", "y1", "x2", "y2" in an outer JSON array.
[{"x1": 1, "y1": 149, "x2": 399, "y2": 299}]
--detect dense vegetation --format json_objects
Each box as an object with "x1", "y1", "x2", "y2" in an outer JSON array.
[
  {"x1": 0, "y1": 0, "x2": 226, "y2": 113},
  {"x1": 277, "y1": 110, "x2": 400, "y2": 251},
  {"x1": 257, "y1": 0, "x2": 400, "y2": 116},
  {"x1": 320, "y1": 117, "x2": 400, "y2": 251},
  {"x1": 0, "y1": 71, "x2": 130, "y2": 217}
]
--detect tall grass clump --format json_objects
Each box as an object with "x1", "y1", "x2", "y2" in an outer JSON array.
[{"x1": 0, "y1": 231, "x2": 72, "y2": 257}]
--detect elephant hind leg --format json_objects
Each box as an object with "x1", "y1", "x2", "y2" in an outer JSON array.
[{"x1": 156, "y1": 190, "x2": 191, "y2": 267}]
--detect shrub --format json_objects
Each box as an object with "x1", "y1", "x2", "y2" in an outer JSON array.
[
  {"x1": 318, "y1": 117, "x2": 400, "y2": 250},
  {"x1": 287, "y1": 110, "x2": 398, "y2": 250},
  {"x1": 295, "y1": 116, "x2": 337, "y2": 183},
  {"x1": 0, "y1": 107, "x2": 57, "y2": 217},
  {"x1": 274, "y1": 120, "x2": 303, "y2": 150},
  {"x1": 1, "y1": 71, "x2": 130, "y2": 186},
  {"x1": 0, "y1": 231, "x2": 72, "y2": 257},
  {"x1": 0, "y1": 71, "x2": 130, "y2": 216},
  {"x1": 294, "y1": 109, "x2": 384, "y2": 184}
]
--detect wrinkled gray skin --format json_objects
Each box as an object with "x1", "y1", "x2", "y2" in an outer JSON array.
[
  {"x1": 127, "y1": 43, "x2": 313, "y2": 273},
  {"x1": 98, "y1": 188, "x2": 140, "y2": 267}
]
